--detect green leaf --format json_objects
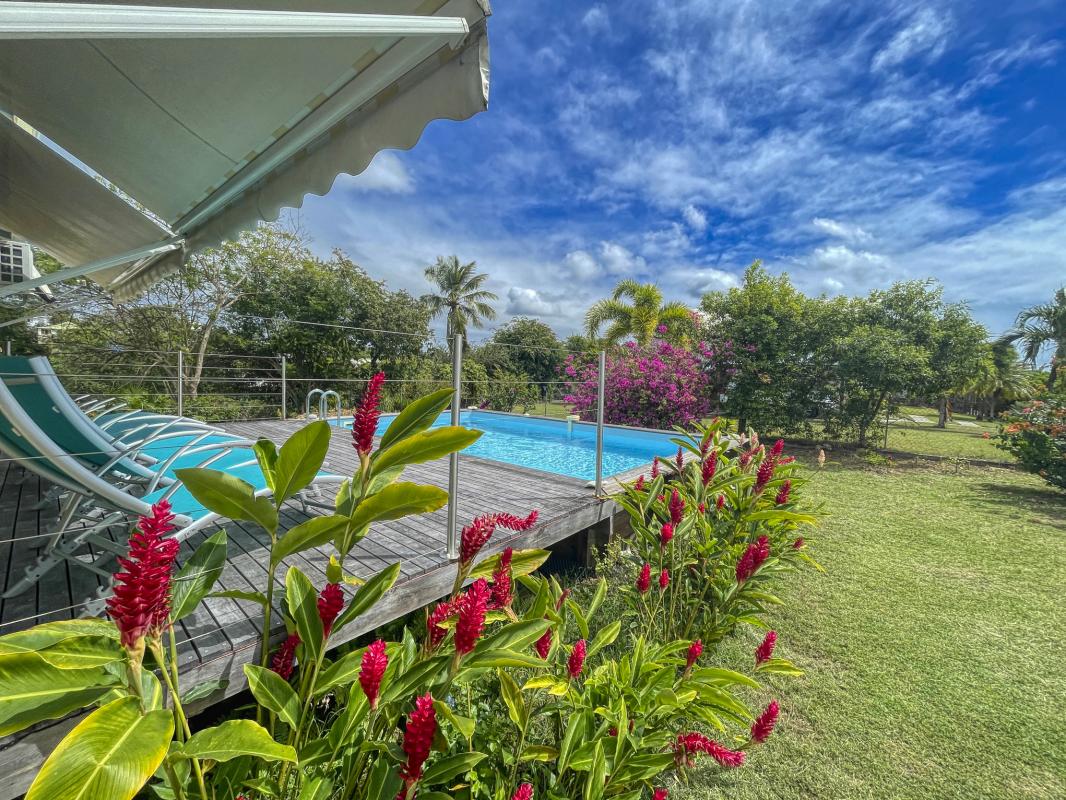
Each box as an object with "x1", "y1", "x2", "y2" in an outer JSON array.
[
  {"x1": 170, "y1": 530, "x2": 228, "y2": 621},
  {"x1": 584, "y1": 741, "x2": 606, "y2": 800},
  {"x1": 433, "y1": 700, "x2": 475, "y2": 741},
  {"x1": 298, "y1": 776, "x2": 333, "y2": 800},
  {"x1": 331, "y1": 562, "x2": 402, "y2": 635},
  {"x1": 271, "y1": 515, "x2": 348, "y2": 566},
  {"x1": 26, "y1": 697, "x2": 172, "y2": 800},
  {"x1": 244, "y1": 665, "x2": 301, "y2": 728},
  {"x1": 173, "y1": 468, "x2": 277, "y2": 534},
  {"x1": 253, "y1": 438, "x2": 279, "y2": 494},
  {"x1": 588, "y1": 577, "x2": 608, "y2": 619},
  {"x1": 468, "y1": 548, "x2": 550, "y2": 581},
  {"x1": 348, "y1": 482, "x2": 449, "y2": 531},
  {"x1": 520, "y1": 744, "x2": 560, "y2": 762},
  {"x1": 372, "y1": 426, "x2": 482, "y2": 473},
  {"x1": 274, "y1": 420, "x2": 332, "y2": 504},
  {"x1": 378, "y1": 387, "x2": 454, "y2": 451},
  {"x1": 558, "y1": 711, "x2": 585, "y2": 772},
  {"x1": 209, "y1": 589, "x2": 268, "y2": 607},
  {"x1": 498, "y1": 669, "x2": 526, "y2": 729},
  {"x1": 180, "y1": 678, "x2": 228, "y2": 705},
  {"x1": 286, "y1": 567, "x2": 324, "y2": 661},
  {"x1": 0, "y1": 619, "x2": 116, "y2": 655},
  {"x1": 181, "y1": 719, "x2": 296, "y2": 763},
  {"x1": 315, "y1": 647, "x2": 366, "y2": 694},
  {"x1": 421, "y1": 752, "x2": 486, "y2": 786},
  {"x1": 21, "y1": 636, "x2": 124, "y2": 670},
  {"x1": 379, "y1": 656, "x2": 448, "y2": 705},
  {"x1": 475, "y1": 619, "x2": 551, "y2": 655},
  {"x1": 588, "y1": 619, "x2": 621, "y2": 658},
  {"x1": 365, "y1": 756, "x2": 403, "y2": 800},
  {"x1": 462, "y1": 649, "x2": 548, "y2": 670},
  {"x1": 0, "y1": 654, "x2": 118, "y2": 735},
  {"x1": 755, "y1": 657, "x2": 805, "y2": 677}
]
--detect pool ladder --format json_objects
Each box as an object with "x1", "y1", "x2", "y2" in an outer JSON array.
[{"x1": 304, "y1": 388, "x2": 343, "y2": 426}]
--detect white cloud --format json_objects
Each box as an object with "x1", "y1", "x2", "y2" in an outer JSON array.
[
  {"x1": 812, "y1": 217, "x2": 872, "y2": 243},
  {"x1": 810, "y1": 245, "x2": 890, "y2": 275},
  {"x1": 683, "y1": 205, "x2": 709, "y2": 232},
  {"x1": 507, "y1": 287, "x2": 558, "y2": 316},
  {"x1": 581, "y1": 5, "x2": 610, "y2": 34},
  {"x1": 337, "y1": 152, "x2": 414, "y2": 194},
  {"x1": 872, "y1": 8, "x2": 951, "y2": 72}
]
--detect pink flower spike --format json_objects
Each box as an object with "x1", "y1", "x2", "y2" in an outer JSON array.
[
  {"x1": 512, "y1": 784, "x2": 534, "y2": 800},
  {"x1": 771, "y1": 439, "x2": 785, "y2": 457},
  {"x1": 568, "y1": 639, "x2": 586, "y2": 678},
  {"x1": 756, "y1": 630, "x2": 777, "y2": 665},
  {"x1": 636, "y1": 563, "x2": 651, "y2": 594},
  {"x1": 702, "y1": 451, "x2": 718, "y2": 485},
  {"x1": 317, "y1": 582, "x2": 345, "y2": 638},
  {"x1": 490, "y1": 547, "x2": 515, "y2": 609},
  {"x1": 716, "y1": 494, "x2": 725, "y2": 511},
  {"x1": 659, "y1": 568, "x2": 670, "y2": 590},
  {"x1": 651, "y1": 457, "x2": 660, "y2": 478},
  {"x1": 653, "y1": 790, "x2": 669, "y2": 800},
  {"x1": 534, "y1": 625, "x2": 553, "y2": 659},
  {"x1": 675, "y1": 446, "x2": 685, "y2": 472},
  {"x1": 427, "y1": 599, "x2": 456, "y2": 650},
  {"x1": 359, "y1": 640, "x2": 388, "y2": 710},
  {"x1": 455, "y1": 579, "x2": 490, "y2": 655},
  {"x1": 352, "y1": 372, "x2": 385, "y2": 456},
  {"x1": 634, "y1": 474, "x2": 646, "y2": 491},
  {"x1": 686, "y1": 639, "x2": 703, "y2": 670},
  {"x1": 793, "y1": 537, "x2": 806, "y2": 549},
  {"x1": 751, "y1": 700, "x2": 780, "y2": 743},
  {"x1": 399, "y1": 693, "x2": 437, "y2": 784},
  {"x1": 659, "y1": 522, "x2": 674, "y2": 547},
  {"x1": 668, "y1": 489, "x2": 685, "y2": 524},
  {"x1": 775, "y1": 479, "x2": 792, "y2": 505},
  {"x1": 271, "y1": 632, "x2": 300, "y2": 680}
]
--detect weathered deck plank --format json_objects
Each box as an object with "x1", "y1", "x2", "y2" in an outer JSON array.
[{"x1": 0, "y1": 419, "x2": 615, "y2": 799}]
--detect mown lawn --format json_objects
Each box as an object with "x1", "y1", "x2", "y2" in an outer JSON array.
[{"x1": 677, "y1": 456, "x2": 1065, "y2": 800}]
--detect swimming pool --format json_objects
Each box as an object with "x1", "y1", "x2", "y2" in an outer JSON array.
[{"x1": 345, "y1": 410, "x2": 679, "y2": 481}]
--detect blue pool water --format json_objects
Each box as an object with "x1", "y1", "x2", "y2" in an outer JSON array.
[{"x1": 353, "y1": 410, "x2": 679, "y2": 481}]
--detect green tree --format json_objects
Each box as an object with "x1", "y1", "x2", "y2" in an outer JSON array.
[
  {"x1": 966, "y1": 341, "x2": 1036, "y2": 419},
  {"x1": 487, "y1": 317, "x2": 564, "y2": 385},
  {"x1": 1000, "y1": 287, "x2": 1066, "y2": 391},
  {"x1": 585, "y1": 279, "x2": 692, "y2": 346},
  {"x1": 926, "y1": 303, "x2": 988, "y2": 427},
  {"x1": 422, "y1": 255, "x2": 498, "y2": 345}
]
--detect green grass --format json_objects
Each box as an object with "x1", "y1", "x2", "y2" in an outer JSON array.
[{"x1": 677, "y1": 456, "x2": 1066, "y2": 800}]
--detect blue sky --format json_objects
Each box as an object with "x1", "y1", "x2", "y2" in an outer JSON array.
[{"x1": 300, "y1": 0, "x2": 1066, "y2": 342}]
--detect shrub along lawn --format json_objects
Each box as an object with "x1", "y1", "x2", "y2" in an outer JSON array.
[{"x1": 676, "y1": 456, "x2": 1065, "y2": 800}]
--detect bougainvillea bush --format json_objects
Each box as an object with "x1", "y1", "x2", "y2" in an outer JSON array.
[
  {"x1": 0, "y1": 379, "x2": 817, "y2": 800},
  {"x1": 997, "y1": 398, "x2": 1066, "y2": 490},
  {"x1": 562, "y1": 338, "x2": 734, "y2": 429}
]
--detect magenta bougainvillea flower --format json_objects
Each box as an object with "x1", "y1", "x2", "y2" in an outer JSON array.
[
  {"x1": 636, "y1": 563, "x2": 651, "y2": 593},
  {"x1": 568, "y1": 639, "x2": 587, "y2": 678},
  {"x1": 359, "y1": 639, "x2": 388, "y2": 709},
  {"x1": 399, "y1": 693, "x2": 437, "y2": 784},
  {"x1": 352, "y1": 371, "x2": 385, "y2": 456},
  {"x1": 317, "y1": 582, "x2": 345, "y2": 637},
  {"x1": 534, "y1": 625, "x2": 553, "y2": 659},
  {"x1": 673, "y1": 732, "x2": 746, "y2": 768},
  {"x1": 271, "y1": 632, "x2": 300, "y2": 680},
  {"x1": 107, "y1": 500, "x2": 180, "y2": 650},
  {"x1": 755, "y1": 630, "x2": 777, "y2": 665},
  {"x1": 459, "y1": 511, "x2": 538, "y2": 565},
  {"x1": 686, "y1": 639, "x2": 703, "y2": 670},
  {"x1": 489, "y1": 547, "x2": 514, "y2": 609},
  {"x1": 512, "y1": 784, "x2": 534, "y2": 800},
  {"x1": 455, "y1": 579, "x2": 490, "y2": 655},
  {"x1": 659, "y1": 522, "x2": 674, "y2": 547},
  {"x1": 668, "y1": 489, "x2": 685, "y2": 524},
  {"x1": 702, "y1": 451, "x2": 718, "y2": 486},
  {"x1": 751, "y1": 700, "x2": 780, "y2": 743},
  {"x1": 659, "y1": 568, "x2": 670, "y2": 590},
  {"x1": 775, "y1": 480, "x2": 792, "y2": 505}
]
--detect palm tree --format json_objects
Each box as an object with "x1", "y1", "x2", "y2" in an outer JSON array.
[
  {"x1": 422, "y1": 256, "x2": 498, "y2": 346},
  {"x1": 966, "y1": 341, "x2": 1036, "y2": 418},
  {"x1": 1000, "y1": 287, "x2": 1066, "y2": 390},
  {"x1": 585, "y1": 280, "x2": 693, "y2": 347}
]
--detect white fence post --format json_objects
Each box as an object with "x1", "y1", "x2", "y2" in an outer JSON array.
[
  {"x1": 595, "y1": 349, "x2": 606, "y2": 495},
  {"x1": 280, "y1": 355, "x2": 287, "y2": 420},
  {"x1": 446, "y1": 333, "x2": 463, "y2": 560},
  {"x1": 176, "y1": 350, "x2": 184, "y2": 417}
]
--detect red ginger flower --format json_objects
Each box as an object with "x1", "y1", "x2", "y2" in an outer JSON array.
[
  {"x1": 512, "y1": 784, "x2": 534, "y2": 800},
  {"x1": 359, "y1": 639, "x2": 388, "y2": 709},
  {"x1": 653, "y1": 790, "x2": 669, "y2": 800},
  {"x1": 686, "y1": 639, "x2": 703, "y2": 670},
  {"x1": 659, "y1": 568, "x2": 670, "y2": 590},
  {"x1": 698, "y1": 502, "x2": 706, "y2": 514},
  {"x1": 568, "y1": 639, "x2": 586, "y2": 678},
  {"x1": 634, "y1": 474, "x2": 646, "y2": 491},
  {"x1": 751, "y1": 700, "x2": 780, "y2": 743},
  {"x1": 459, "y1": 510, "x2": 538, "y2": 565},
  {"x1": 675, "y1": 446, "x2": 685, "y2": 472},
  {"x1": 756, "y1": 630, "x2": 777, "y2": 665},
  {"x1": 534, "y1": 625, "x2": 552, "y2": 659},
  {"x1": 738, "y1": 451, "x2": 753, "y2": 469},
  {"x1": 659, "y1": 522, "x2": 674, "y2": 547},
  {"x1": 455, "y1": 579, "x2": 490, "y2": 655},
  {"x1": 651, "y1": 456, "x2": 660, "y2": 478},
  {"x1": 107, "y1": 500, "x2": 180, "y2": 649},
  {"x1": 702, "y1": 451, "x2": 718, "y2": 485},
  {"x1": 636, "y1": 563, "x2": 651, "y2": 593},
  {"x1": 399, "y1": 693, "x2": 437, "y2": 784},
  {"x1": 317, "y1": 582, "x2": 345, "y2": 637},
  {"x1": 673, "y1": 732, "x2": 745, "y2": 769},
  {"x1": 427, "y1": 599, "x2": 456, "y2": 650},
  {"x1": 555, "y1": 588, "x2": 570, "y2": 611},
  {"x1": 668, "y1": 489, "x2": 685, "y2": 524},
  {"x1": 352, "y1": 371, "x2": 385, "y2": 456},
  {"x1": 793, "y1": 537, "x2": 805, "y2": 549},
  {"x1": 271, "y1": 632, "x2": 300, "y2": 680},
  {"x1": 716, "y1": 494, "x2": 725, "y2": 511},
  {"x1": 771, "y1": 439, "x2": 785, "y2": 457},
  {"x1": 754, "y1": 457, "x2": 775, "y2": 494},
  {"x1": 736, "y1": 536, "x2": 770, "y2": 583},
  {"x1": 775, "y1": 479, "x2": 792, "y2": 505},
  {"x1": 490, "y1": 547, "x2": 514, "y2": 609}
]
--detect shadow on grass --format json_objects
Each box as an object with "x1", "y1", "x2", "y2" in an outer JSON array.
[{"x1": 964, "y1": 480, "x2": 1066, "y2": 530}]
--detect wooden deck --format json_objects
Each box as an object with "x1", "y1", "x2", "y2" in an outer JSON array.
[{"x1": 0, "y1": 419, "x2": 616, "y2": 799}]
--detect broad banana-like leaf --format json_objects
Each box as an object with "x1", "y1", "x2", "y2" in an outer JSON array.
[
  {"x1": 372, "y1": 427, "x2": 482, "y2": 473},
  {"x1": 0, "y1": 653, "x2": 119, "y2": 735},
  {"x1": 286, "y1": 567, "x2": 324, "y2": 661},
  {"x1": 180, "y1": 719, "x2": 296, "y2": 763},
  {"x1": 377, "y1": 387, "x2": 454, "y2": 451},
  {"x1": 274, "y1": 420, "x2": 331, "y2": 504},
  {"x1": 170, "y1": 530, "x2": 228, "y2": 621},
  {"x1": 173, "y1": 467, "x2": 277, "y2": 534}
]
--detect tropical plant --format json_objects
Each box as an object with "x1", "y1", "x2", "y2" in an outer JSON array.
[
  {"x1": 585, "y1": 280, "x2": 693, "y2": 347},
  {"x1": 965, "y1": 341, "x2": 1037, "y2": 419},
  {"x1": 422, "y1": 255, "x2": 499, "y2": 345},
  {"x1": 1000, "y1": 287, "x2": 1066, "y2": 391},
  {"x1": 997, "y1": 398, "x2": 1066, "y2": 490}
]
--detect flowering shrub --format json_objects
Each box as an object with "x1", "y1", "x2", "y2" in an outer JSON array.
[
  {"x1": 996, "y1": 398, "x2": 1066, "y2": 490},
  {"x1": 562, "y1": 339, "x2": 733, "y2": 429},
  {"x1": 0, "y1": 381, "x2": 816, "y2": 800}
]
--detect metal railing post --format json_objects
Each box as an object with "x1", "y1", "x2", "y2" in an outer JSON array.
[
  {"x1": 280, "y1": 355, "x2": 287, "y2": 420},
  {"x1": 446, "y1": 333, "x2": 463, "y2": 560},
  {"x1": 595, "y1": 350, "x2": 606, "y2": 495},
  {"x1": 176, "y1": 350, "x2": 184, "y2": 417}
]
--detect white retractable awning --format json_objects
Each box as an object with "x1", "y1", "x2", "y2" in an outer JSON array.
[{"x1": 0, "y1": 0, "x2": 490, "y2": 301}]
